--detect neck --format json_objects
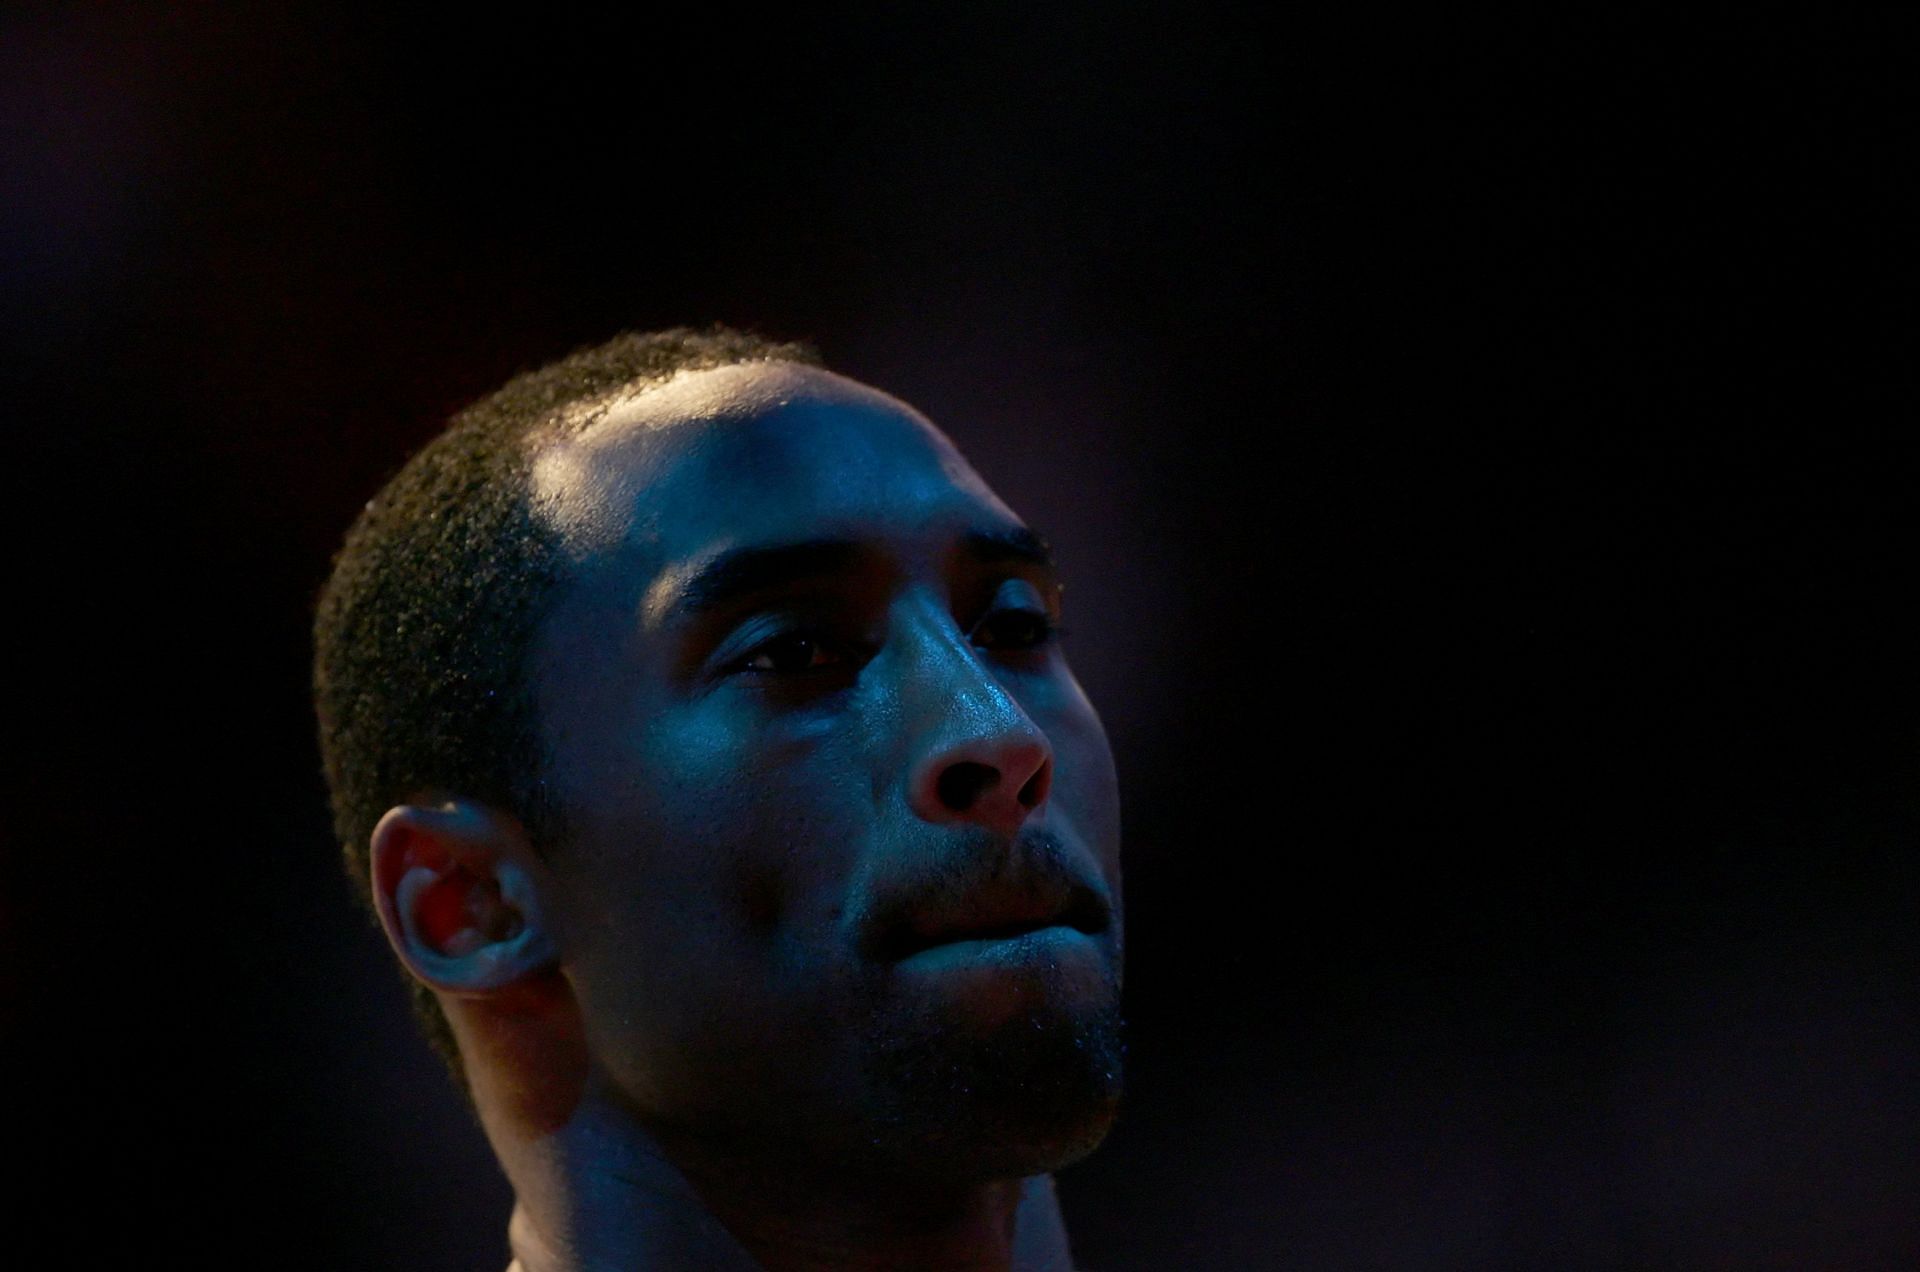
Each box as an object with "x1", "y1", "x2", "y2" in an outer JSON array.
[
  {"x1": 642, "y1": 1119, "x2": 1075, "y2": 1272},
  {"x1": 463, "y1": 1027, "x2": 1073, "y2": 1272}
]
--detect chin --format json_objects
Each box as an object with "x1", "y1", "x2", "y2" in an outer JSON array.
[
  {"x1": 856, "y1": 994, "x2": 1127, "y2": 1183},
  {"x1": 949, "y1": 1086, "x2": 1123, "y2": 1180}
]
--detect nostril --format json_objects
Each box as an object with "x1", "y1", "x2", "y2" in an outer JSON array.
[
  {"x1": 936, "y1": 761, "x2": 998, "y2": 812},
  {"x1": 1016, "y1": 762, "x2": 1050, "y2": 810}
]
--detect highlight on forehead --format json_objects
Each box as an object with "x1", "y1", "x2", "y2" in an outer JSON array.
[
  {"x1": 527, "y1": 362, "x2": 958, "y2": 558},
  {"x1": 539, "y1": 361, "x2": 920, "y2": 445}
]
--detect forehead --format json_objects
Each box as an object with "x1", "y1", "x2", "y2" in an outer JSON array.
[{"x1": 528, "y1": 362, "x2": 1019, "y2": 575}]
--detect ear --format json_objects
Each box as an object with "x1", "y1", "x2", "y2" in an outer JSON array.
[{"x1": 368, "y1": 800, "x2": 559, "y2": 995}]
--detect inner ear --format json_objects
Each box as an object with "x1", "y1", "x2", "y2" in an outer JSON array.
[
  {"x1": 417, "y1": 868, "x2": 517, "y2": 954},
  {"x1": 369, "y1": 800, "x2": 556, "y2": 990}
]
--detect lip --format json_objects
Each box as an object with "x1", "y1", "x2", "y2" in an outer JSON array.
[
  {"x1": 858, "y1": 826, "x2": 1115, "y2": 965},
  {"x1": 894, "y1": 922, "x2": 1094, "y2": 970},
  {"x1": 880, "y1": 887, "x2": 1110, "y2": 962}
]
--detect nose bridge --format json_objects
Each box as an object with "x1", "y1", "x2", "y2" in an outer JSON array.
[
  {"x1": 894, "y1": 592, "x2": 1053, "y2": 835},
  {"x1": 895, "y1": 590, "x2": 1027, "y2": 737}
]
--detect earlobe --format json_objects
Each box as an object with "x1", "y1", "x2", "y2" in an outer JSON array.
[{"x1": 369, "y1": 800, "x2": 558, "y2": 995}]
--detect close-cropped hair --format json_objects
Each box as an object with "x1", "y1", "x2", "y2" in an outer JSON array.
[{"x1": 313, "y1": 326, "x2": 819, "y2": 1076}]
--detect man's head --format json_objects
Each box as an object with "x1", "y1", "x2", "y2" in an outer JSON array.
[{"x1": 314, "y1": 328, "x2": 1123, "y2": 1184}]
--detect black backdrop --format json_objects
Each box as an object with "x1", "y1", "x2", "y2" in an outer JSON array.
[{"x1": 7, "y1": 9, "x2": 1916, "y2": 1268}]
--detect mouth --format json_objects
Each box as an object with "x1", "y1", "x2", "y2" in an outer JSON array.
[
  {"x1": 879, "y1": 888, "x2": 1111, "y2": 963},
  {"x1": 858, "y1": 826, "x2": 1116, "y2": 966}
]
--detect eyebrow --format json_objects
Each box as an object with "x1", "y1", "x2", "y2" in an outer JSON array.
[
  {"x1": 962, "y1": 526, "x2": 1055, "y2": 569},
  {"x1": 656, "y1": 526, "x2": 1056, "y2": 624},
  {"x1": 668, "y1": 539, "x2": 871, "y2": 618}
]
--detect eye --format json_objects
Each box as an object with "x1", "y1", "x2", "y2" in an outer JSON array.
[
  {"x1": 972, "y1": 606, "x2": 1060, "y2": 652},
  {"x1": 738, "y1": 631, "x2": 845, "y2": 674}
]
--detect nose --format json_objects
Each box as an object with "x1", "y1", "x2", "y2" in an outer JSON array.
[{"x1": 902, "y1": 625, "x2": 1054, "y2": 839}]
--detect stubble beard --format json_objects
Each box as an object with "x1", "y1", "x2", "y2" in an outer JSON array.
[{"x1": 850, "y1": 955, "x2": 1127, "y2": 1183}]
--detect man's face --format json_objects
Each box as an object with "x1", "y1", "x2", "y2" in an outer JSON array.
[{"x1": 528, "y1": 363, "x2": 1123, "y2": 1180}]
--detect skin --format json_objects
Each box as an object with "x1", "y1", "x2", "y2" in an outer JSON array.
[{"x1": 370, "y1": 363, "x2": 1124, "y2": 1271}]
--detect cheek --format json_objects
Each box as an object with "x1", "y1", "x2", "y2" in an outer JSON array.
[
  {"x1": 552, "y1": 710, "x2": 878, "y2": 1107},
  {"x1": 564, "y1": 705, "x2": 873, "y2": 968},
  {"x1": 1045, "y1": 691, "x2": 1123, "y2": 879},
  {"x1": 715, "y1": 714, "x2": 880, "y2": 934}
]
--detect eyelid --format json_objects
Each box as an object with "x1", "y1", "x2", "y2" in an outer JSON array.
[
  {"x1": 708, "y1": 614, "x2": 806, "y2": 674},
  {"x1": 983, "y1": 575, "x2": 1060, "y2": 619},
  {"x1": 742, "y1": 634, "x2": 840, "y2": 673},
  {"x1": 712, "y1": 614, "x2": 872, "y2": 678},
  {"x1": 968, "y1": 578, "x2": 1065, "y2": 649},
  {"x1": 703, "y1": 578, "x2": 1061, "y2": 681},
  {"x1": 970, "y1": 606, "x2": 1061, "y2": 643}
]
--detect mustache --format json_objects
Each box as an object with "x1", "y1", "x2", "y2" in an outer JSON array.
[{"x1": 855, "y1": 826, "x2": 1115, "y2": 962}]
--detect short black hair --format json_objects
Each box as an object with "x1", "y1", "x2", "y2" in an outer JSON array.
[{"x1": 313, "y1": 326, "x2": 819, "y2": 1076}]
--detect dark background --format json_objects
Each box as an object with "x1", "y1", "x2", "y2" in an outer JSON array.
[{"x1": 7, "y1": 8, "x2": 1916, "y2": 1269}]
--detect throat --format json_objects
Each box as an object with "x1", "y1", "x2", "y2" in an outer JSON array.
[{"x1": 678, "y1": 1167, "x2": 1071, "y2": 1272}]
